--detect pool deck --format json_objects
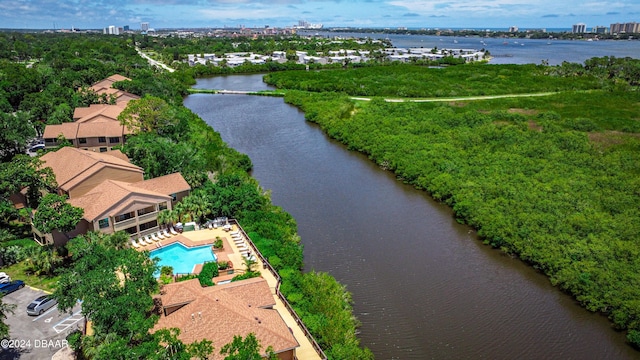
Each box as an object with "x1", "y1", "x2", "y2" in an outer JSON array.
[{"x1": 137, "y1": 225, "x2": 323, "y2": 360}]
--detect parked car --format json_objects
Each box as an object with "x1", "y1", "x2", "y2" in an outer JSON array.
[
  {"x1": 0, "y1": 272, "x2": 10, "y2": 284},
  {"x1": 29, "y1": 144, "x2": 45, "y2": 152},
  {"x1": 0, "y1": 280, "x2": 25, "y2": 295},
  {"x1": 26, "y1": 295, "x2": 58, "y2": 316}
]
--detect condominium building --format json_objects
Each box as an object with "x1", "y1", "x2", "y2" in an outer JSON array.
[
  {"x1": 572, "y1": 23, "x2": 587, "y2": 33},
  {"x1": 610, "y1": 22, "x2": 640, "y2": 34},
  {"x1": 33, "y1": 147, "x2": 190, "y2": 246}
]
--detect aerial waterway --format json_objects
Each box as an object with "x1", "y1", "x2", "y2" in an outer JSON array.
[{"x1": 184, "y1": 74, "x2": 638, "y2": 359}]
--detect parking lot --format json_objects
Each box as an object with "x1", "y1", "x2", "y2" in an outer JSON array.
[{"x1": 1, "y1": 286, "x2": 83, "y2": 360}]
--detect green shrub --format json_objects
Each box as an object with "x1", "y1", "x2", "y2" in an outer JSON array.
[
  {"x1": 160, "y1": 266, "x2": 173, "y2": 276},
  {"x1": 0, "y1": 245, "x2": 26, "y2": 267},
  {"x1": 231, "y1": 271, "x2": 260, "y2": 282},
  {"x1": 176, "y1": 274, "x2": 198, "y2": 282},
  {"x1": 197, "y1": 262, "x2": 218, "y2": 287},
  {"x1": 66, "y1": 330, "x2": 82, "y2": 353}
]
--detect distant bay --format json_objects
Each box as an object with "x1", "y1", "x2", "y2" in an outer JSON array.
[{"x1": 301, "y1": 31, "x2": 640, "y2": 65}]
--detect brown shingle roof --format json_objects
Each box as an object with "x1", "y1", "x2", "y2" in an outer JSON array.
[
  {"x1": 68, "y1": 179, "x2": 170, "y2": 221},
  {"x1": 160, "y1": 278, "x2": 205, "y2": 308},
  {"x1": 154, "y1": 278, "x2": 298, "y2": 359},
  {"x1": 75, "y1": 104, "x2": 127, "y2": 123},
  {"x1": 107, "y1": 74, "x2": 130, "y2": 82},
  {"x1": 43, "y1": 123, "x2": 79, "y2": 140},
  {"x1": 132, "y1": 173, "x2": 191, "y2": 196},
  {"x1": 89, "y1": 74, "x2": 131, "y2": 92},
  {"x1": 40, "y1": 147, "x2": 143, "y2": 194},
  {"x1": 88, "y1": 75, "x2": 138, "y2": 104},
  {"x1": 76, "y1": 121, "x2": 126, "y2": 138},
  {"x1": 104, "y1": 149, "x2": 129, "y2": 162}
]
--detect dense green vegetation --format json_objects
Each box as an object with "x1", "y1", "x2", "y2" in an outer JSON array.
[
  {"x1": 270, "y1": 58, "x2": 640, "y2": 347},
  {"x1": 0, "y1": 32, "x2": 371, "y2": 359},
  {"x1": 264, "y1": 62, "x2": 610, "y2": 97}
]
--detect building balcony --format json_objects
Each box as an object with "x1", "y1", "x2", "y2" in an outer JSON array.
[
  {"x1": 137, "y1": 211, "x2": 158, "y2": 223},
  {"x1": 113, "y1": 217, "x2": 137, "y2": 232},
  {"x1": 31, "y1": 224, "x2": 54, "y2": 246}
]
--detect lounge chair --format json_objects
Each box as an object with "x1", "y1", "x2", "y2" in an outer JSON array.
[
  {"x1": 150, "y1": 233, "x2": 159, "y2": 243},
  {"x1": 213, "y1": 223, "x2": 218, "y2": 229},
  {"x1": 131, "y1": 239, "x2": 140, "y2": 248},
  {"x1": 163, "y1": 229, "x2": 171, "y2": 237},
  {"x1": 230, "y1": 231, "x2": 240, "y2": 236},
  {"x1": 170, "y1": 227, "x2": 178, "y2": 235},
  {"x1": 158, "y1": 231, "x2": 166, "y2": 240}
]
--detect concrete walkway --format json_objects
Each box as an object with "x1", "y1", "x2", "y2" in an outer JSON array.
[
  {"x1": 135, "y1": 47, "x2": 175, "y2": 72},
  {"x1": 224, "y1": 226, "x2": 323, "y2": 360}
]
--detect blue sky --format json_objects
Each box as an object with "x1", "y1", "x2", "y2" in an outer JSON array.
[{"x1": 0, "y1": 0, "x2": 638, "y2": 30}]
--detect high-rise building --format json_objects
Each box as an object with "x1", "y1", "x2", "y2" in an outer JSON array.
[
  {"x1": 508, "y1": 26, "x2": 519, "y2": 33},
  {"x1": 572, "y1": 23, "x2": 586, "y2": 33},
  {"x1": 610, "y1": 22, "x2": 639, "y2": 34},
  {"x1": 107, "y1": 25, "x2": 119, "y2": 35},
  {"x1": 141, "y1": 22, "x2": 149, "y2": 31},
  {"x1": 592, "y1": 26, "x2": 608, "y2": 34}
]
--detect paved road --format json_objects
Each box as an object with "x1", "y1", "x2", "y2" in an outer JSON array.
[
  {"x1": 1, "y1": 286, "x2": 83, "y2": 360},
  {"x1": 135, "y1": 47, "x2": 175, "y2": 72}
]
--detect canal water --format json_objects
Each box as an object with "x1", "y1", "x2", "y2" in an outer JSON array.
[{"x1": 184, "y1": 74, "x2": 638, "y2": 359}]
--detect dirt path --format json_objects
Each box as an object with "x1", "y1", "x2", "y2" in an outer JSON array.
[{"x1": 352, "y1": 92, "x2": 557, "y2": 103}]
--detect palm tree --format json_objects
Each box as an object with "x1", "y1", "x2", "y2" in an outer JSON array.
[
  {"x1": 243, "y1": 256, "x2": 257, "y2": 273},
  {"x1": 157, "y1": 208, "x2": 179, "y2": 230},
  {"x1": 178, "y1": 191, "x2": 212, "y2": 224},
  {"x1": 26, "y1": 246, "x2": 62, "y2": 276},
  {"x1": 157, "y1": 209, "x2": 174, "y2": 230}
]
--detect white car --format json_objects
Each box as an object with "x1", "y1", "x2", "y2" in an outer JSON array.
[
  {"x1": 29, "y1": 144, "x2": 45, "y2": 152},
  {"x1": 0, "y1": 272, "x2": 10, "y2": 284}
]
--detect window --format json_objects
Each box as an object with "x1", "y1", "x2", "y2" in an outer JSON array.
[
  {"x1": 159, "y1": 202, "x2": 168, "y2": 211},
  {"x1": 99, "y1": 147, "x2": 108, "y2": 152},
  {"x1": 78, "y1": 138, "x2": 87, "y2": 144},
  {"x1": 137, "y1": 205, "x2": 156, "y2": 217},
  {"x1": 114, "y1": 211, "x2": 135, "y2": 223},
  {"x1": 139, "y1": 220, "x2": 158, "y2": 232},
  {"x1": 123, "y1": 226, "x2": 138, "y2": 235},
  {"x1": 109, "y1": 137, "x2": 120, "y2": 144},
  {"x1": 171, "y1": 193, "x2": 177, "y2": 201},
  {"x1": 98, "y1": 137, "x2": 106, "y2": 143},
  {"x1": 98, "y1": 218, "x2": 109, "y2": 229}
]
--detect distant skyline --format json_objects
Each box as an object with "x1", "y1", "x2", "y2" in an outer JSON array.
[{"x1": 0, "y1": 0, "x2": 638, "y2": 30}]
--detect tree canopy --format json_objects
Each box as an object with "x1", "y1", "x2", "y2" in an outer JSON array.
[{"x1": 32, "y1": 193, "x2": 83, "y2": 239}]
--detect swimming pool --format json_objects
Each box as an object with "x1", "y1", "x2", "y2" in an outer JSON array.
[{"x1": 150, "y1": 242, "x2": 217, "y2": 275}]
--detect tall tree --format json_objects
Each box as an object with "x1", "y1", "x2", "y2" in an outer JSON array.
[
  {"x1": 55, "y1": 235, "x2": 212, "y2": 359},
  {"x1": 32, "y1": 193, "x2": 83, "y2": 240},
  {"x1": 0, "y1": 294, "x2": 16, "y2": 339},
  {"x1": 219, "y1": 333, "x2": 277, "y2": 360},
  {"x1": 0, "y1": 155, "x2": 57, "y2": 209},
  {"x1": 0, "y1": 111, "x2": 35, "y2": 161},
  {"x1": 118, "y1": 95, "x2": 174, "y2": 135}
]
